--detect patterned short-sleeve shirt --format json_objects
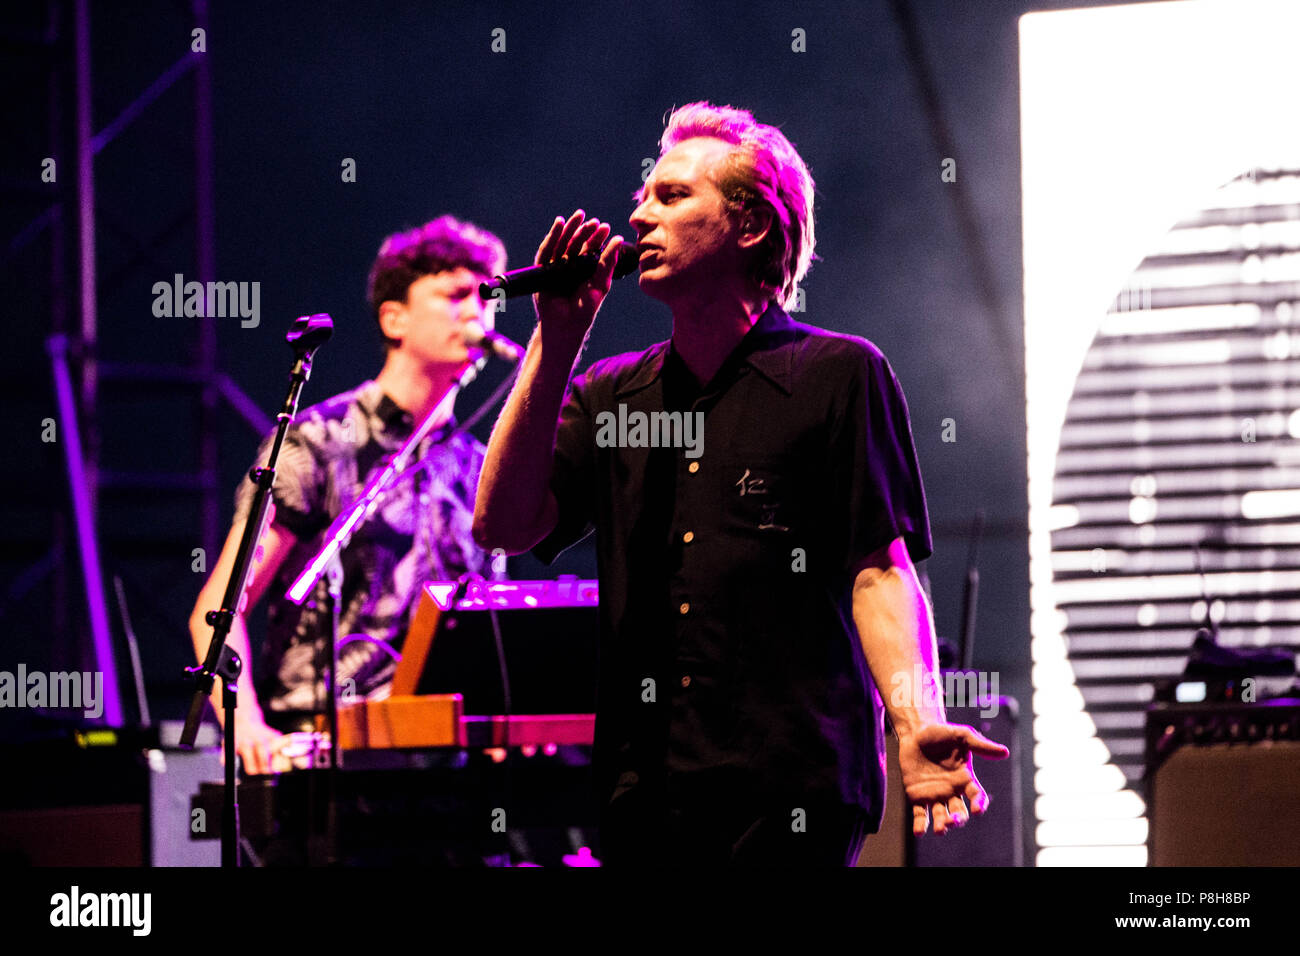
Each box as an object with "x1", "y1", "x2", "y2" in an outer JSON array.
[{"x1": 233, "y1": 379, "x2": 488, "y2": 713}]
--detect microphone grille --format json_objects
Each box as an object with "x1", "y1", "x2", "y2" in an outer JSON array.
[{"x1": 613, "y1": 238, "x2": 640, "y2": 279}]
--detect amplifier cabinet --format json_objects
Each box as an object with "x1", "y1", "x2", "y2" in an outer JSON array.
[{"x1": 1146, "y1": 699, "x2": 1300, "y2": 867}]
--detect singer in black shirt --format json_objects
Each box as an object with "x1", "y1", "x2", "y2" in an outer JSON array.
[
  {"x1": 474, "y1": 102, "x2": 1008, "y2": 866},
  {"x1": 534, "y1": 301, "x2": 934, "y2": 864}
]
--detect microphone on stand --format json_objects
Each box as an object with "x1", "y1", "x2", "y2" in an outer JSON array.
[
  {"x1": 462, "y1": 320, "x2": 523, "y2": 363},
  {"x1": 478, "y1": 239, "x2": 641, "y2": 300},
  {"x1": 285, "y1": 312, "x2": 333, "y2": 379},
  {"x1": 286, "y1": 312, "x2": 334, "y2": 353}
]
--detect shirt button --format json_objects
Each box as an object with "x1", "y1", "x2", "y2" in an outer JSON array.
[
  {"x1": 688, "y1": 461, "x2": 700, "y2": 474},
  {"x1": 682, "y1": 531, "x2": 694, "y2": 544},
  {"x1": 679, "y1": 602, "x2": 690, "y2": 615},
  {"x1": 680, "y1": 675, "x2": 691, "y2": 688}
]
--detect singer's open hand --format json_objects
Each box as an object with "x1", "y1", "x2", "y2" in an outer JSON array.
[
  {"x1": 897, "y1": 722, "x2": 1009, "y2": 836},
  {"x1": 533, "y1": 209, "x2": 624, "y2": 342}
]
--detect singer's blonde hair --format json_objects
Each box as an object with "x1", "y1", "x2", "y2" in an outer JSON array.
[{"x1": 657, "y1": 102, "x2": 816, "y2": 309}]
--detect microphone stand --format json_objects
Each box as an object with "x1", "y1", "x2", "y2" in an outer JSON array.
[
  {"x1": 958, "y1": 509, "x2": 985, "y2": 672},
  {"x1": 180, "y1": 313, "x2": 333, "y2": 868}
]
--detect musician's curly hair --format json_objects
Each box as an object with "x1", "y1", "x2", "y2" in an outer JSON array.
[{"x1": 366, "y1": 215, "x2": 507, "y2": 349}]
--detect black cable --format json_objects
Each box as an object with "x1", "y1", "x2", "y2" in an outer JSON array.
[
  {"x1": 401, "y1": 361, "x2": 522, "y2": 864},
  {"x1": 387, "y1": 362, "x2": 519, "y2": 485},
  {"x1": 486, "y1": 603, "x2": 513, "y2": 740},
  {"x1": 486, "y1": 600, "x2": 514, "y2": 865},
  {"x1": 454, "y1": 363, "x2": 521, "y2": 437},
  {"x1": 441, "y1": 364, "x2": 520, "y2": 862}
]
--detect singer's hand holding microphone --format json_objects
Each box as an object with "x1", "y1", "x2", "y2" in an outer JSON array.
[
  {"x1": 476, "y1": 210, "x2": 638, "y2": 352},
  {"x1": 532, "y1": 210, "x2": 624, "y2": 342}
]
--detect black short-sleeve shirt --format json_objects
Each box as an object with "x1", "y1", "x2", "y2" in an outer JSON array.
[{"x1": 534, "y1": 302, "x2": 931, "y2": 829}]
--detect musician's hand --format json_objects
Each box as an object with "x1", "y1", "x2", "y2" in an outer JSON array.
[
  {"x1": 222, "y1": 711, "x2": 285, "y2": 776},
  {"x1": 897, "y1": 722, "x2": 1009, "y2": 836},
  {"x1": 533, "y1": 209, "x2": 624, "y2": 344}
]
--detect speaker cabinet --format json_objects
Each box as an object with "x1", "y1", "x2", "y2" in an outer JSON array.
[{"x1": 1147, "y1": 700, "x2": 1300, "y2": 866}]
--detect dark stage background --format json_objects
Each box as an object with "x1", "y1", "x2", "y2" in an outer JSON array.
[{"x1": 2, "y1": 0, "x2": 1144, "y2": 864}]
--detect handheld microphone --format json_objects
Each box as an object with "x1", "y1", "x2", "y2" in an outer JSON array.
[
  {"x1": 462, "y1": 320, "x2": 523, "y2": 363},
  {"x1": 479, "y1": 239, "x2": 641, "y2": 300}
]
